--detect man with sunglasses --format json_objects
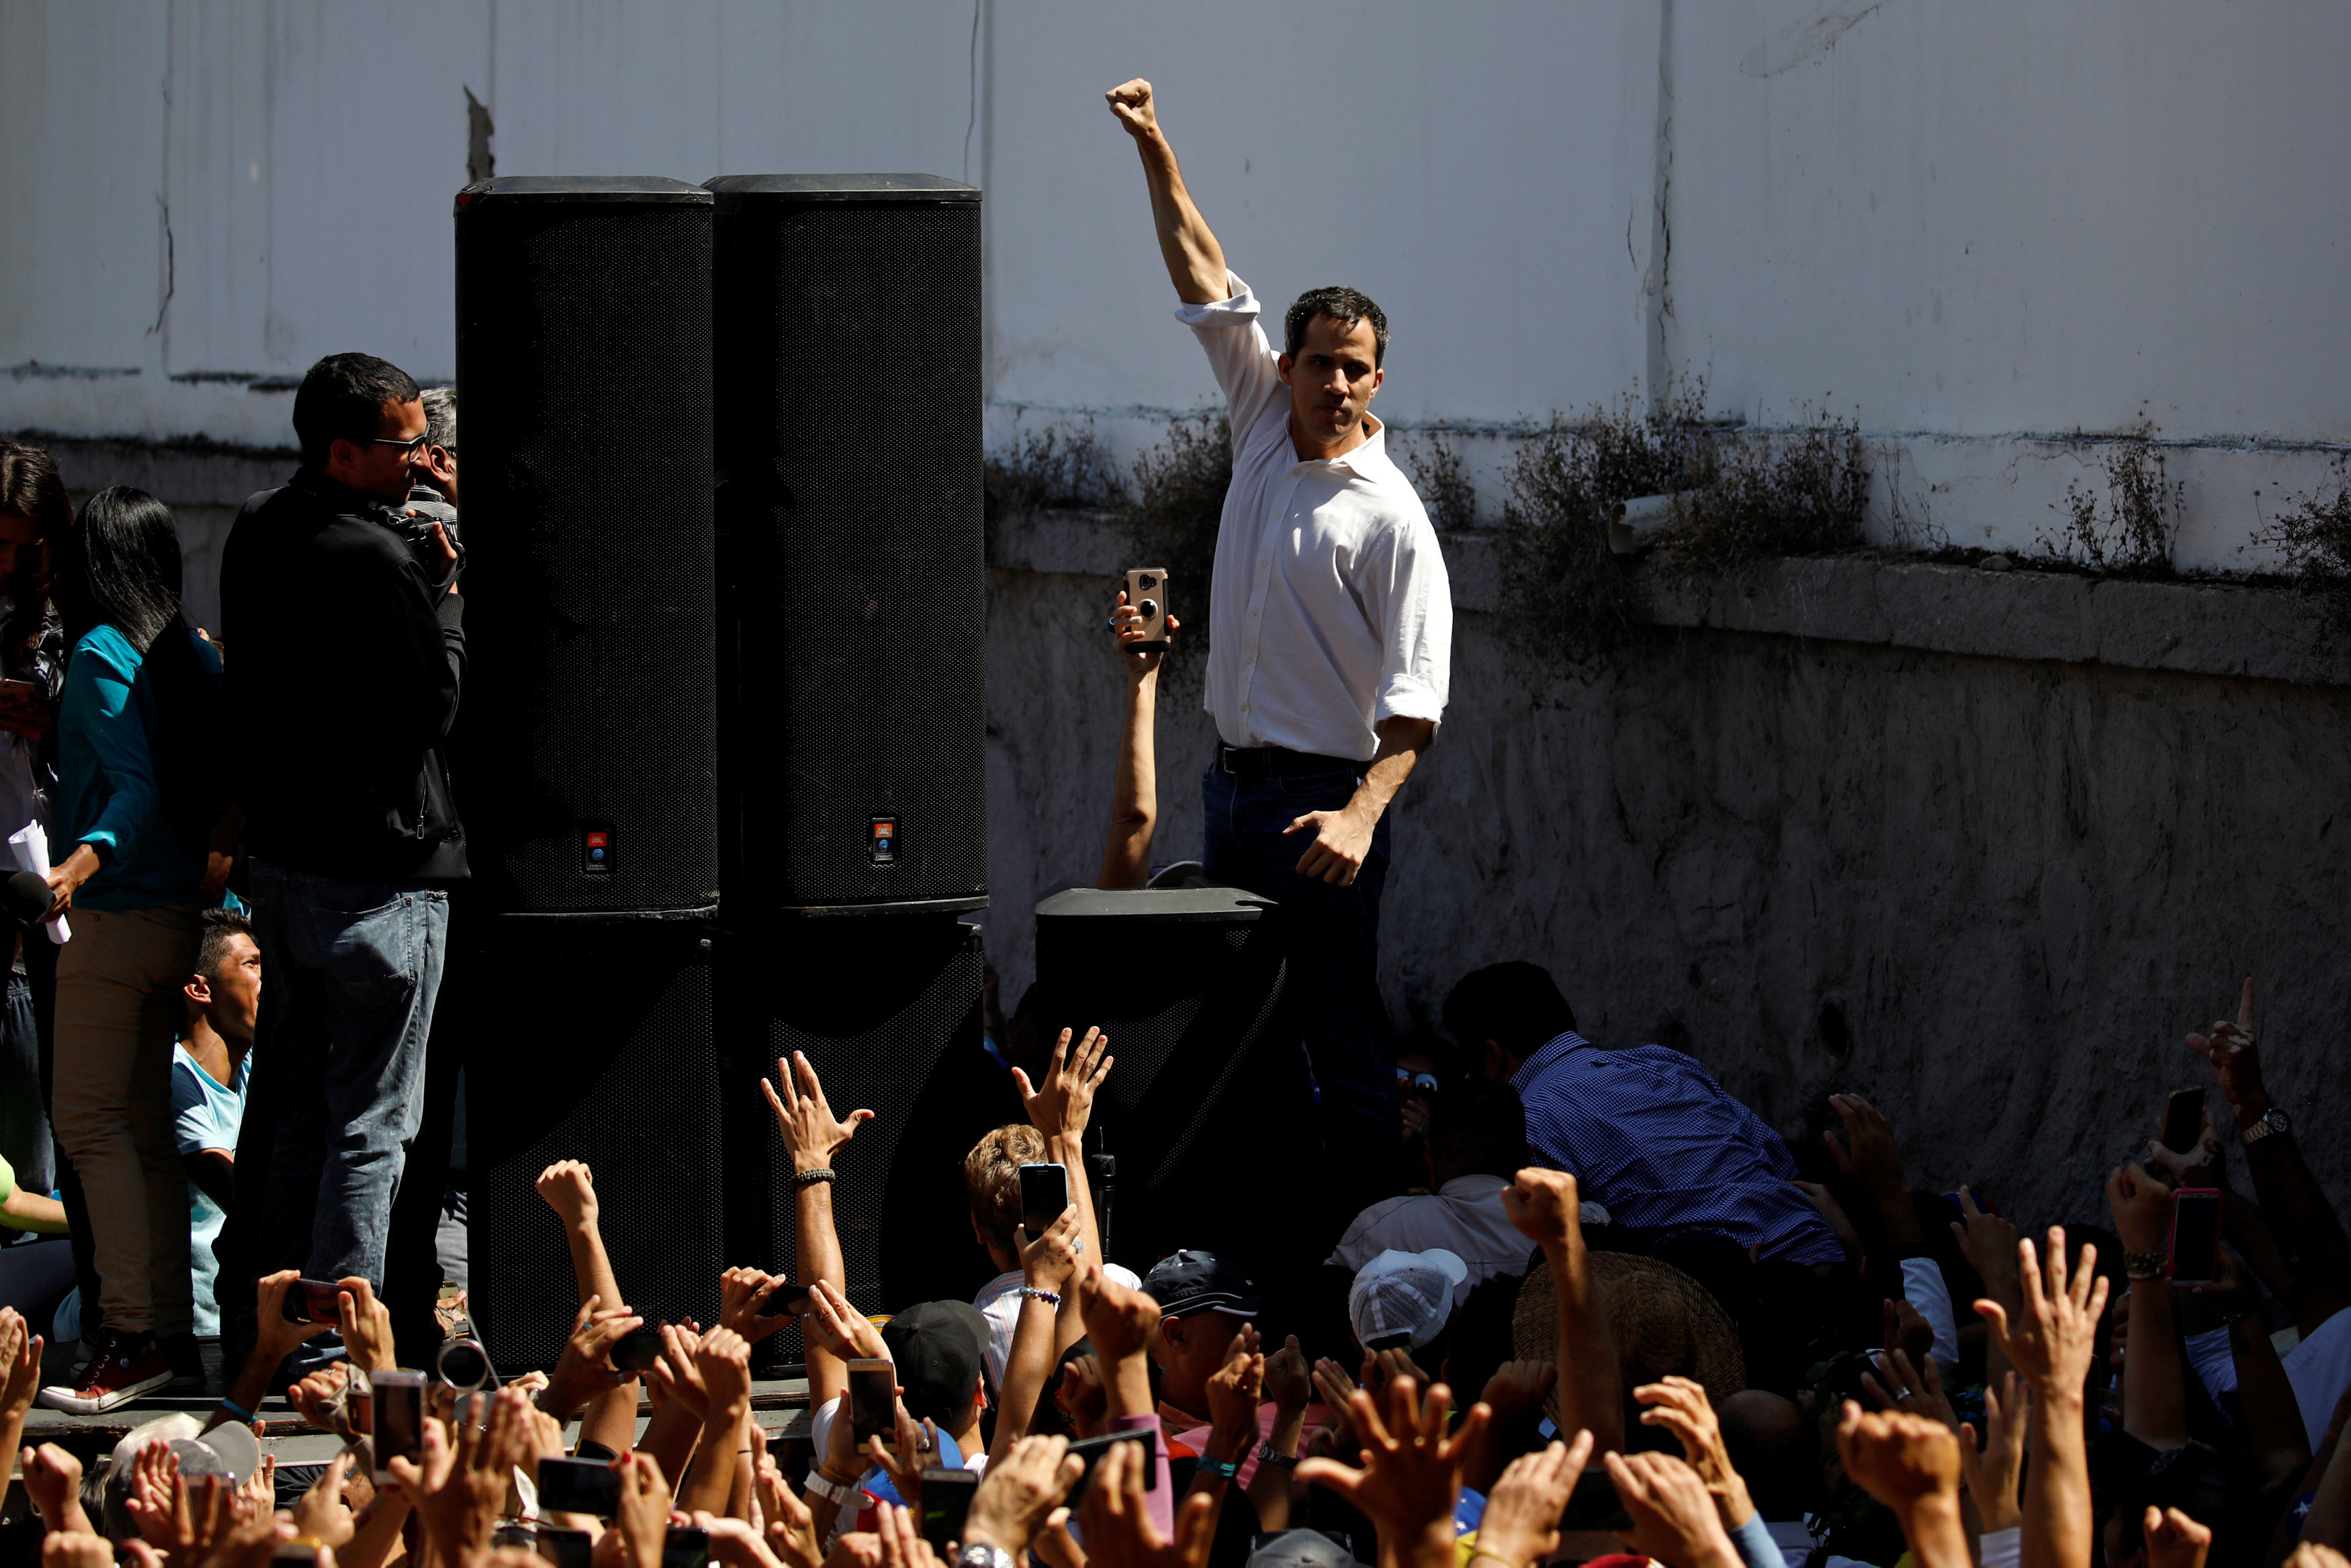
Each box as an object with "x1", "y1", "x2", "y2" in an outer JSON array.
[{"x1": 216, "y1": 352, "x2": 468, "y2": 1375}]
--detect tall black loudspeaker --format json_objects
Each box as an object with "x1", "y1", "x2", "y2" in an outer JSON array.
[
  {"x1": 454, "y1": 177, "x2": 718, "y2": 915},
  {"x1": 725, "y1": 916, "x2": 1006, "y2": 1359},
  {"x1": 1032, "y1": 888, "x2": 1310, "y2": 1281},
  {"x1": 461, "y1": 921, "x2": 724, "y2": 1370},
  {"x1": 708, "y1": 175, "x2": 986, "y2": 915}
]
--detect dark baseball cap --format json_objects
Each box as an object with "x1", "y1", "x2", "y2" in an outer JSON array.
[
  {"x1": 1140, "y1": 1250, "x2": 1261, "y2": 1319},
  {"x1": 881, "y1": 1300, "x2": 989, "y2": 1425}
]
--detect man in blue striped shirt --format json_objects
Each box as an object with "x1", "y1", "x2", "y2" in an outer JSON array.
[{"x1": 1445, "y1": 962, "x2": 1844, "y2": 1266}]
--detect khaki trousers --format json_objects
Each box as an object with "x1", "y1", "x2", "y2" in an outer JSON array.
[{"x1": 51, "y1": 905, "x2": 201, "y2": 1338}]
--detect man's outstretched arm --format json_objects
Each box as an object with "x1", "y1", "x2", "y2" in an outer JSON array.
[{"x1": 1107, "y1": 79, "x2": 1229, "y2": 304}]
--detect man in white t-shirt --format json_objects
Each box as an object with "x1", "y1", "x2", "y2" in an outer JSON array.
[
  {"x1": 170, "y1": 910, "x2": 261, "y2": 1336},
  {"x1": 1107, "y1": 79, "x2": 1453, "y2": 1219}
]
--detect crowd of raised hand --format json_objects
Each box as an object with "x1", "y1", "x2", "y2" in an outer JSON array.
[{"x1": 3, "y1": 970, "x2": 2347, "y2": 1568}]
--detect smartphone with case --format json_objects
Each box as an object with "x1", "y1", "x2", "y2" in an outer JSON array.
[
  {"x1": 2162, "y1": 1087, "x2": 2207, "y2": 1154},
  {"x1": 754, "y1": 1286, "x2": 813, "y2": 1322},
  {"x1": 370, "y1": 1369, "x2": 427, "y2": 1483},
  {"x1": 611, "y1": 1326, "x2": 664, "y2": 1373},
  {"x1": 2168, "y1": 1187, "x2": 2224, "y2": 1287},
  {"x1": 538, "y1": 1457, "x2": 624, "y2": 1517},
  {"x1": 1123, "y1": 569, "x2": 1171, "y2": 651},
  {"x1": 848, "y1": 1357, "x2": 897, "y2": 1448},
  {"x1": 282, "y1": 1279, "x2": 343, "y2": 1325},
  {"x1": 1018, "y1": 1162, "x2": 1069, "y2": 1242},
  {"x1": 1060, "y1": 1426, "x2": 1158, "y2": 1507},
  {"x1": 920, "y1": 1467, "x2": 978, "y2": 1551},
  {"x1": 537, "y1": 1528, "x2": 594, "y2": 1568}
]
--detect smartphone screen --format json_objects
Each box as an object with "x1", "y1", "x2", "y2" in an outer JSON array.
[
  {"x1": 1018, "y1": 1163, "x2": 1069, "y2": 1241},
  {"x1": 920, "y1": 1467, "x2": 978, "y2": 1551},
  {"x1": 371, "y1": 1371, "x2": 425, "y2": 1481},
  {"x1": 1562, "y1": 1466, "x2": 1633, "y2": 1531},
  {"x1": 754, "y1": 1287, "x2": 813, "y2": 1322},
  {"x1": 2162, "y1": 1087, "x2": 2207, "y2": 1153},
  {"x1": 537, "y1": 1528, "x2": 594, "y2": 1568},
  {"x1": 611, "y1": 1326, "x2": 664, "y2": 1373},
  {"x1": 282, "y1": 1279, "x2": 342, "y2": 1325},
  {"x1": 848, "y1": 1359, "x2": 897, "y2": 1447},
  {"x1": 662, "y1": 1527, "x2": 711, "y2": 1568},
  {"x1": 538, "y1": 1457, "x2": 624, "y2": 1518},
  {"x1": 2168, "y1": 1189, "x2": 2224, "y2": 1285}
]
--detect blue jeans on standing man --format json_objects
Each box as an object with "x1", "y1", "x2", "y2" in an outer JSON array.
[
  {"x1": 245, "y1": 860, "x2": 447, "y2": 1367},
  {"x1": 1202, "y1": 749, "x2": 1401, "y2": 1228}
]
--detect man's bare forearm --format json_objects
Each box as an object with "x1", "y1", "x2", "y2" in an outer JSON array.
[
  {"x1": 1347, "y1": 718, "x2": 1433, "y2": 826},
  {"x1": 1129, "y1": 130, "x2": 1228, "y2": 304},
  {"x1": 1096, "y1": 666, "x2": 1159, "y2": 890},
  {"x1": 1051, "y1": 1130, "x2": 1101, "y2": 1355},
  {"x1": 2022, "y1": 1393, "x2": 2093, "y2": 1568},
  {"x1": 797, "y1": 1183, "x2": 850, "y2": 1406}
]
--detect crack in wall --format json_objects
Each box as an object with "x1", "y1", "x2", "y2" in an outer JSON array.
[{"x1": 1644, "y1": 0, "x2": 1675, "y2": 413}]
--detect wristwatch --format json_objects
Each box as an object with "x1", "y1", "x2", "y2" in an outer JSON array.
[
  {"x1": 958, "y1": 1547, "x2": 1016, "y2": 1568},
  {"x1": 2242, "y1": 1107, "x2": 2291, "y2": 1146},
  {"x1": 1255, "y1": 1441, "x2": 1299, "y2": 1471},
  {"x1": 801, "y1": 1468, "x2": 860, "y2": 1506}
]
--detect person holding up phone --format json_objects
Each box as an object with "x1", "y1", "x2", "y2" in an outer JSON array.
[
  {"x1": 1106, "y1": 78, "x2": 1453, "y2": 1224},
  {"x1": 967, "y1": 1027, "x2": 1132, "y2": 1388},
  {"x1": 1098, "y1": 587, "x2": 1180, "y2": 890}
]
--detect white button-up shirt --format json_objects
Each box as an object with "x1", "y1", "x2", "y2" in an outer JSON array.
[{"x1": 1176, "y1": 275, "x2": 1452, "y2": 763}]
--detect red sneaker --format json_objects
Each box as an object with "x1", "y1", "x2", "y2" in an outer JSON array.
[{"x1": 38, "y1": 1330, "x2": 170, "y2": 1414}]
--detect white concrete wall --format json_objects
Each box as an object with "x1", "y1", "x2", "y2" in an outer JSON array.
[{"x1": 5, "y1": 0, "x2": 2349, "y2": 558}]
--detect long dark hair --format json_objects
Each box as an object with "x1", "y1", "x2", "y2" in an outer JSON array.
[
  {"x1": 0, "y1": 441, "x2": 70, "y2": 678},
  {"x1": 54, "y1": 486, "x2": 225, "y2": 858}
]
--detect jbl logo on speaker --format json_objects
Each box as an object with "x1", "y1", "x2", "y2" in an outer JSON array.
[
  {"x1": 581, "y1": 824, "x2": 613, "y2": 874},
  {"x1": 869, "y1": 818, "x2": 897, "y2": 866}
]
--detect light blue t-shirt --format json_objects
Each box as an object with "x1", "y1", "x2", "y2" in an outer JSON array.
[{"x1": 171, "y1": 1044, "x2": 250, "y2": 1335}]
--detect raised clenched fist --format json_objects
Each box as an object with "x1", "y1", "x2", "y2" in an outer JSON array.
[{"x1": 1104, "y1": 79, "x2": 1159, "y2": 140}]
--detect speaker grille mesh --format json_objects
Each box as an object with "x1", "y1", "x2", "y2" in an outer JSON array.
[
  {"x1": 726, "y1": 917, "x2": 1003, "y2": 1344},
  {"x1": 465, "y1": 925, "x2": 723, "y2": 1369},
  {"x1": 715, "y1": 196, "x2": 987, "y2": 910},
  {"x1": 1034, "y1": 907, "x2": 1300, "y2": 1278},
  {"x1": 456, "y1": 192, "x2": 718, "y2": 913}
]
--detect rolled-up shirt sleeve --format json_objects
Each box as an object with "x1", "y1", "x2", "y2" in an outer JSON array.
[
  {"x1": 1174, "y1": 272, "x2": 1286, "y2": 433},
  {"x1": 1362, "y1": 508, "x2": 1452, "y2": 730}
]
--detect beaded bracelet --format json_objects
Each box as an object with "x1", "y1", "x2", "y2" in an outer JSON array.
[{"x1": 794, "y1": 1168, "x2": 837, "y2": 1187}]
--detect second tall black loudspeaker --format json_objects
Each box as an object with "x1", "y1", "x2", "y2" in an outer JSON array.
[
  {"x1": 455, "y1": 176, "x2": 718, "y2": 915},
  {"x1": 710, "y1": 175, "x2": 987, "y2": 915}
]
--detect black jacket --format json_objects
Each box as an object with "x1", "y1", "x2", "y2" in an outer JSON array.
[{"x1": 221, "y1": 469, "x2": 469, "y2": 883}]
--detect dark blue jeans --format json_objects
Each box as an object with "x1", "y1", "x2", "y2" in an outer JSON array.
[
  {"x1": 245, "y1": 862, "x2": 447, "y2": 1369},
  {"x1": 1202, "y1": 754, "x2": 1401, "y2": 1220}
]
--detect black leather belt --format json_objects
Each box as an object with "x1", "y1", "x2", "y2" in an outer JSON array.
[{"x1": 1216, "y1": 744, "x2": 1360, "y2": 778}]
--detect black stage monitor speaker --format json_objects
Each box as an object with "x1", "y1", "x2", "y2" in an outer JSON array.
[
  {"x1": 454, "y1": 176, "x2": 718, "y2": 916},
  {"x1": 462, "y1": 920, "x2": 724, "y2": 1370},
  {"x1": 725, "y1": 915, "x2": 1006, "y2": 1354},
  {"x1": 708, "y1": 175, "x2": 986, "y2": 915},
  {"x1": 1031, "y1": 888, "x2": 1311, "y2": 1282}
]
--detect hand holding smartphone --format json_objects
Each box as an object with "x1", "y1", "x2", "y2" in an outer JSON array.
[
  {"x1": 1120, "y1": 569, "x2": 1171, "y2": 652},
  {"x1": 2162, "y1": 1087, "x2": 2207, "y2": 1154},
  {"x1": 369, "y1": 1370, "x2": 427, "y2": 1483},
  {"x1": 848, "y1": 1358, "x2": 899, "y2": 1450},
  {"x1": 1018, "y1": 1162, "x2": 1068, "y2": 1244},
  {"x1": 2167, "y1": 1187, "x2": 2224, "y2": 1287},
  {"x1": 538, "y1": 1457, "x2": 625, "y2": 1518},
  {"x1": 281, "y1": 1279, "x2": 343, "y2": 1325}
]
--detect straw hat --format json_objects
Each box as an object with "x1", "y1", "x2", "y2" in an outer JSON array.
[{"x1": 1510, "y1": 1251, "x2": 1746, "y2": 1424}]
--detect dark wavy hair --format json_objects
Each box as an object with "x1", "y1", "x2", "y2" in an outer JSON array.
[
  {"x1": 53, "y1": 487, "x2": 225, "y2": 859},
  {"x1": 0, "y1": 441, "x2": 69, "y2": 677},
  {"x1": 1284, "y1": 285, "x2": 1389, "y2": 367}
]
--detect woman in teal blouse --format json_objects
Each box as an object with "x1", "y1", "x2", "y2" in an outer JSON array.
[{"x1": 38, "y1": 486, "x2": 225, "y2": 1414}]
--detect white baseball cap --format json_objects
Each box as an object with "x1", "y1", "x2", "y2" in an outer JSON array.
[{"x1": 1347, "y1": 1248, "x2": 1469, "y2": 1351}]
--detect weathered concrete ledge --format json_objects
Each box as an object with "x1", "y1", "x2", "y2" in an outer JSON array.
[{"x1": 991, "y1": 506, "x2": 2351, "y2": 688}]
